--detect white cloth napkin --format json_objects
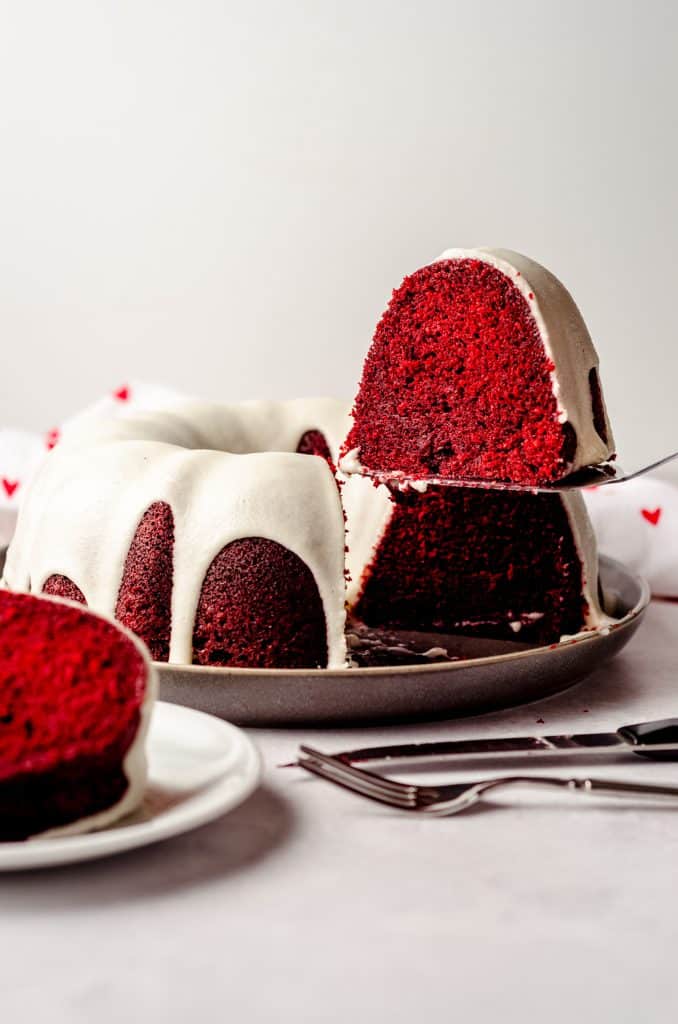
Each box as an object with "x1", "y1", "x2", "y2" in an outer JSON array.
[
  {"x1": 0, "y1": 429, "x2": 48, "y2": 548},
  {"x1": 1, "y1": 383, "x2": 675, "y2": 597},
  {"x1": 583, "y1": 479, "x2": 677, "y2": 598},
  {"x1": 0, "y1": 381, "x2": 182, "y2": 547}
]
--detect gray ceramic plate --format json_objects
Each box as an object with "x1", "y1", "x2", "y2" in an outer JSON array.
[{"x1": 156, "y1": 556, "x2": 649, "y2": 726}]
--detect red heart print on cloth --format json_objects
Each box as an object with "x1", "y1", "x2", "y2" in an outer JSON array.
[
  {"x1": 583, "y1": 477, "x2": 676, "y2": 596},
  {"x1": 641, "y1": 507, "x2": 662, "y2": 526},
  {"x1": 0, "y1": 384, "x2": 183, "y2": 548}
]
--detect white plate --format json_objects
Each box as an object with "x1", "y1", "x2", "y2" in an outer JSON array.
[{"x1": 0, "y1": 702, "x2": 261, "y2": 871}]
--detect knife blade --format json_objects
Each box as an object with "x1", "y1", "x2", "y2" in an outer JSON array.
[{"x1": 320, "y1": 719, "x2": 678, "y2": 766}]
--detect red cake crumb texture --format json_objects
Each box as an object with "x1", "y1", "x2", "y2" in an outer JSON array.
[
  {"x1": 297, "y1": 429, "x2": 342, "y2": 498},
  {"x1": 0, "y1": 590, "x2": 147, "y2": 841},
  {"x1": 193, "y1": 537, "x2": 329, "y2": 668},
  {"x1": 42, "y1": 574, "x2": 86, "y2": 604},
  {"x1": 296, "y1": 429, "x2": 333, "y2": 465},
  {"x1": 343, "y1": 258, "x2": 577, "y2": 486},
  {"x1": 353, "y1": 485, "x2": 587, "y2": 644},
  {"x1": 115, "y1": 501, "x2": 174, "y2": 662}
]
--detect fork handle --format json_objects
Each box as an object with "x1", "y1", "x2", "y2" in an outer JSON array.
[
  {"x1": 474, "y1": 775, "x2": 678, "y2": 803},
  {"x1": 551, "y1": 777, "x2": 678, "y2": 802}
]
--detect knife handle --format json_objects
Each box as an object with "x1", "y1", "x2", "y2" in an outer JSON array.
[{"x1": 618, "y1": 719, "x2": 678, "y2": 760}]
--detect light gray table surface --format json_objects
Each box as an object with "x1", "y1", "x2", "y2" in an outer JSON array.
[{"x1": 3, "y1": 600, "x2": 678, "y2": 1023}]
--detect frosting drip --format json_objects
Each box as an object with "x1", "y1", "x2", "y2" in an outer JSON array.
[{"x1": 4, "y1": 399, "x2": 350, "y2": 668}]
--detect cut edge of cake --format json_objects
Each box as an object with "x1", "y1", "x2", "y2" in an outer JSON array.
[
  {"x1": 342, "y1": 474, "x2": 611, "y2": 641},
  {"x1": 0, "y1": 588, "x2": 156, "y2": 841}
]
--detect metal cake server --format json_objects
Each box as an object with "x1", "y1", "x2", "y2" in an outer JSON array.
[
  {"x1": 292, "y1": 719, "x2": 678, "y2": 768},
  {"x1": 358, "y1": 449, "x2": 678, "y2": 494}
]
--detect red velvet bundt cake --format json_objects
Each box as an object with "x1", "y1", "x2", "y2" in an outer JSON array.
[
  {"x1": 3, "y1": 245, "x2": 616, "y2": 667},
  {"x1": 3, "y1": 399, "x2": 349, "y2": 670},
  {"x1": 0, "y1": 590, "x2": 154, "y2": 840},
  {"x1": 3, "y1": 382, "x2": 609, "y2": 663},
  {"x1": 341, "y1": 248, "x2": 615, "y2": 486}
]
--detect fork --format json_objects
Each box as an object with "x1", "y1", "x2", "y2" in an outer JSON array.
[{"x1": 298, "y1": 745, "x2": 678, "y2": 816}]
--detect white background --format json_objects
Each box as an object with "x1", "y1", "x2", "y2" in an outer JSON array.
[{"x1": 1, "y1": 0, "x2": 677, "y2": 465}]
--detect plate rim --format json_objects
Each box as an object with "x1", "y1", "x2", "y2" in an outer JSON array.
[
  {"x1": 155, "y1": 556, "x2": 650, "y2": 680},
  {"x1": 0, "y1": 702, "x2": 262, "y2": 870}
]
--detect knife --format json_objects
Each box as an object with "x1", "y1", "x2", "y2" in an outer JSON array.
[{"x1": 315, "y1": 719, "x2": 678, "y2": 766}]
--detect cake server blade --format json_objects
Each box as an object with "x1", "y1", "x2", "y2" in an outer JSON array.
[
  {"x1": 305, "y1": 719, "x2": 678, "y2": 766},
  {"x1": 356, "y1": 450, "x2": 678, "y2": 493}
]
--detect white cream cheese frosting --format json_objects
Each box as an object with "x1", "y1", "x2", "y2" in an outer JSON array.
[
  {"x1": 61, "y1": 396, "x2": 353, "y2": 465},
  {"x1": 4, "y1": 399, "x2": 349, "y2": 669}
]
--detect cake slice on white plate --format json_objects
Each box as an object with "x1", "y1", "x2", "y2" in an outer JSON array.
[{"x1": 0, "y1": 589, "x2": 155, "y2": 841}]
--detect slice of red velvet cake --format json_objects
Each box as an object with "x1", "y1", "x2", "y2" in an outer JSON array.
[
  {"x1": 341, "y1": 248, "x2": 615, "y2": 486},
  {"x1": 0, "y1": 590, "x2": 154, "y2": 841}
]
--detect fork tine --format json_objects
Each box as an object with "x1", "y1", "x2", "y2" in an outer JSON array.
[
  {"x1": 298, "y1": 757, "x2": 415, "y2": 808},
  {"x1": 299, "y1": 752, "x2": 415, "y2": 806},
  {"x1": 299, "y1": 745, "x2": 418, "y2": 800}
]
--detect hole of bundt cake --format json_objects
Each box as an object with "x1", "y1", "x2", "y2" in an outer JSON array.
[
  {"x1": 352, "y1": 485, "x2": 587, "y2": 644},
  {"x1": 343, "y1": 258, "x2": 576, "y2": 485},
  {"x1": 42, "y1": 575, "x2": 86, "y2": 605},
  {"x1": 588, "y1": 367, "x2": 609, "y2": 445},
  {"x1": 192, "y1": 537, "x2": 328, "y2": 669},
  {"x1": 115, "y1": 501, "x2": 174, "y2": 662},
  {"x1": 296, "y1": 429, "x2": 334, "y2": 468}
]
